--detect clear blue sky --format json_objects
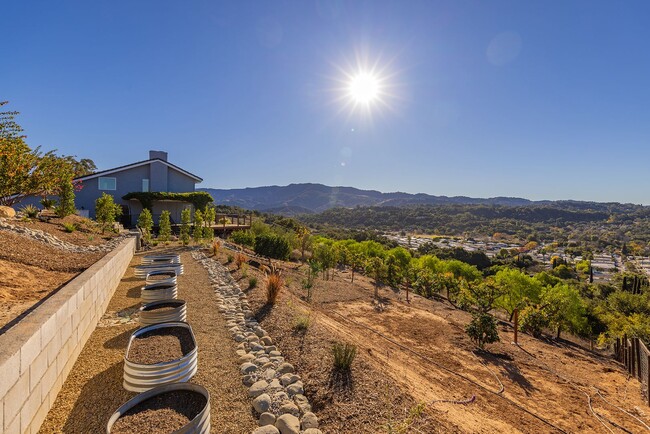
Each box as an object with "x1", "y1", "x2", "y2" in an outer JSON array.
[{"x1": 3, "y1": 1, "x2": 650, "y2": 204}]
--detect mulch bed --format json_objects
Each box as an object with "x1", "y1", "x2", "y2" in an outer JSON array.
[
  {"x1": 142, "y1": 302, "x2": 183, "y2": 312},
  {"x1": 127, "y1": 327, "x2": 194, "y2": 364},
  {"x1": 111, "y1": 390, "x2": 206, "y2": 434},
  {"x1": 0, "y1": 230, "x2": 104, "y2": 272}
]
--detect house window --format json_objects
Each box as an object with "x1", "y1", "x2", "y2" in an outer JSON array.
[
  {"x1": 142, "y1": 179, "x2": 150, "y2": 192},
  {"x1": 98, "y1": 177, "x2": 117, "y2": 190}
]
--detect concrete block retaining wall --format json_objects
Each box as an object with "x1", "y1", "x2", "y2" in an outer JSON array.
[{"x1": 0, "y1": 237, "x2": 136, "y2": 434}]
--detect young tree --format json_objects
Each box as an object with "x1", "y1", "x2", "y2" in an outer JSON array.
[
  {"x1": 466, "y1": 313, "x2": 500, "y2": 349},
  {"x1": 137, "y1": 208, "x2": 154, "y2": 243},
  {"x1": 495, "y1": 268, "x2": 542, "y2": 322},
  {"x1": 366, "y1": 256, "x2": 386, "y2": 299},
  {"x1": 180, "y1": 208, "x2": 191, "y2": 245},
  {"x1": 193, "y1": 209, "x2": 204, "y2": 244},
  {"x1": 95, "y1": 193, "x2": 121, "y2": 233},
  {"x1": 55, "y1": 178, "x2": 76, "y2": 217},
  {"x1": 541, "y1": 283, "x2": 586, "y2": 339},
  {"x1": 158, "y1": 210, "x2": 172, "y2": 242},
  {"x1": 458, "y1": 277, "x2": 506, "y2": 314}
]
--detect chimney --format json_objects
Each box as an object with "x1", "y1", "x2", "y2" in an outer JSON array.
[{"x1": 149, "y1": 150, "x2": 168, "y2": 161}]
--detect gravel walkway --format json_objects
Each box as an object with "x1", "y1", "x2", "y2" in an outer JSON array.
[{"x1": 38, "y1": 247, "x2": 257, "y2": 433}]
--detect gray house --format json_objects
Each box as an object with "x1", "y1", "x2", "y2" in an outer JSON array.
[{"x1": 72, "y1": 150, "x2": 203, "y2": 225}]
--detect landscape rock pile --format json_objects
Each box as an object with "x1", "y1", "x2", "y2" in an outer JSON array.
[
  {"x1": 0, "y1": 218, "x2": 128, "y2": 253},
  {"x1": 192, "y1": 250, "x2": 322, "y2": 434}
]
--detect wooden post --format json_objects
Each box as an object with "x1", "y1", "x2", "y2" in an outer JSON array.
[
  {"x1": 647, "y1": 353, "x2": 650, "y2": 406},
  {"x1": 513, "y1": 309, "x2": 519, "y2": 345},
  {"x1": 636, "y1": 338, "x2": 642, "y2": 379}
]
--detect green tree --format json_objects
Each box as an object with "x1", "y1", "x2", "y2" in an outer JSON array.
[
  {"x1": 495, "y1": 268, "x2": 543, "y2": 322},
  {"x1": 95, "y1": 193, "x2": 121, "y2": 233},
  {"x1": 158, "y1": 210, "x2": 172, "y2": 242},
  {"x1": 55, "y1": 178, "x2": 76, "y2": 217},
  {"x1": 466, "y1": 313, "x2": 500, "y2": 349},
  {"x1": 193, "y1": 209, "x2": 204, "y2": 243},
  {"x1": 458, "y1": 277, "x2": 506, "y2": 314},
  {"x1": 541, "y1": 283, "x2": 586, "y2": 339},
  {"x1": 137, "y1": 208, "x2": 154, "y2": 243},
  {"x1": 366, "y1": 256, "x2": 387, "y2": 299},
  {"x1": 180, "y1": 208, "x2": 191, "y2": 245}
]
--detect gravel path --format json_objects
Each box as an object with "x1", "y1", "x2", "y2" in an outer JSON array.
[{"x1": 38, "y1": 247, "x2": 258, "y2": 433}]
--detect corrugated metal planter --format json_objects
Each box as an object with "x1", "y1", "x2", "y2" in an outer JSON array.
[
  {"x1": 141, "y1": 254, "x2": 181, "y2": 265},
  {"x1": 135, "y1": 263, "x2": 184, "y2": 279},
  {"x1": 141, "y1": 282, "x2": 178, "y2": 303},
  {"x1": 146, "y1": 270, "x2": 178, "y2": 286},
  {"x1": 139, "y1": 299, "x2": 187, "y2": 325},
  {"x1": 123, "y1": 322, "x2": 198, "y2": 393},
  {"x1": 107, "y1": 383, "x2": 210, "y2": 434}
]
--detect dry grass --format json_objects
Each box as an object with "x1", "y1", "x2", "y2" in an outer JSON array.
[
  {"x1": 234, "y1": 253, "x2": 246, "y2": 269},
  {"x1": 332, "y1": 342, "x2": 357, "y2": 370},
  {"x1": 265, "y1": 272, "x2": 283, "y2": 305},
  {"x1": 211, "y1": 240, "x2": 221, "y2": 256}
]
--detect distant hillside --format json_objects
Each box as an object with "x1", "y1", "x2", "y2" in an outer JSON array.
[{"x1": 199, "y1": 183, "x2": 637, "y2": 215}]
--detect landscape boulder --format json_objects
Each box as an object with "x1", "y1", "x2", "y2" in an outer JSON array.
[
  {"x1": 0, "y1": 206, "x2": 16, "y2": 218},
  {"x1": 275, "y1": 414, "x2": 300, "y2": 434}
]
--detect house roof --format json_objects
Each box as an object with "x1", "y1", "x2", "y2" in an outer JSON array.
[{"x1": 74, "y1": 158, "x2": 203, "y2": 183}]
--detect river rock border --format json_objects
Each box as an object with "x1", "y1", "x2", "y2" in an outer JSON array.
[
  {"x1": 192, "y1": 250, "x2": 322, "y2": 434},
  {"x1": 0, "y1": 218, "x2": 128, "y2": 253}
]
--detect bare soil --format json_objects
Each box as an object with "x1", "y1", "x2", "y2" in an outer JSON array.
[
  {"x1": 142, "y1": 302, "x2": 183, "y2": 312},
  {"x1": 111, "y1": 390, "x2": 207, "y2": 434},
  {"x1": 127, "y1": 327, "x2": 194, "y2": 364},
  {"x1": 218, "y1": 246, "x2": 650, "y2": 433},
  {"x1": 39, "y1": 248, "x2": 258, "y2": 434}
]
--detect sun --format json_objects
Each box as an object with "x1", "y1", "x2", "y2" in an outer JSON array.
[{"x1": 349, "y1": 72, "x2": 380, "y2": 104}]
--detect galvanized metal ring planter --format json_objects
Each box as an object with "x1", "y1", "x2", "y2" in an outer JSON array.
[
  {"x1": 107, "y1": 382, "x2": 210, "y2": 434},
  {"x1": 141, "y1": 254, "x2": 181, "y2": 265},
  {"x1": 134, "y1": 263, "x2": 184, "y2": 279},
  {"x1": 139, "y1": 299, "x2": 187, "y2": 325},
  {"x1": 145, "y1": 270, "x2": 178, "y2": 286},
  {"x1": 123, "y1": 322, "x2": 198, "y2": 393},
  {"x1": 141, "y1": 282, "x2": 178, "y2": 303}
]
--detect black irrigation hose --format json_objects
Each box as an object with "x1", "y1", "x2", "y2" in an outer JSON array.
[{"x1": 327, "y1": 310, "x2": 568, "y2": 434}]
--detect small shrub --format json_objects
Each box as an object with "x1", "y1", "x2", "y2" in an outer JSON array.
[
  {"x1": 63, "y1": 222, "x2": 77, "y2": 233},
  {"x1": 248, "y1": 276, "x2": 258, "y2": 289},
  {"x1": 21, "y1": 204, "x2": 39, "y2": 218},
  {"x1": 202, "y1": 226, "x2": 213, "y2": 241},
  {"x1": 332, "y1": 342, "x2": 357, "y2": 370},
  {"x1": 235, "y1": 253, "x2": 246, "y2": 269},
  {"x1": 266, "y1": 273, "x2": 283, "y2": 305},
  {"x1": 40, "y1": 198, "x2": 55, "y2": 209},
  {"x1": 465, "y1": 313, "x2": 500, "y2": 349},
  {"x1": 294, "y1": 312, "x2": 312, "y2": 331},
  {"x1": 254, "y1": 234, "x2": 291, "y2": 260},
  {"x1": 231, "y1": 230, "x2": 256, "y2": 247},
  {"x1": 226, "y1": 254, "x2": 234, "y2": 263}
]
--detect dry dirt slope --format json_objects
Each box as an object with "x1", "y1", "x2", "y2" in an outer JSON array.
[{"x1": 221, "y1": 248, "x2": 650, "y2": 433}]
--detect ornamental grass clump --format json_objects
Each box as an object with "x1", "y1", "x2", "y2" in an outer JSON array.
[
  {"x1": 265, "y1": 272, "x2": 283, "y2": 305},
  {"x1": 21, "y1": 204, "x2": 39, "y2": 218},
  {"x1": 332, "y1": 342, "x2": 357, "y2": 371},
  {"x1": 235, "y1": 253, "x2": 246, "y2": 269}
]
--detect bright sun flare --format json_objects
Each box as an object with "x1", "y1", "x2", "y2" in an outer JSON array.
[{"x1": 349, "y1": 73, "x2": 380, "y2": 104}]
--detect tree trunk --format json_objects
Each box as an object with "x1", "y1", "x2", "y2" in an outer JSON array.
[
  {"x1": 406, "y1": 286, "x2": 410, "y2": 303},
  {"x1": 374, "y1": 283, "x2": 379, "y2": 299},
  {"x1": 351, "y1": 268, "x2": 355, "y2": 283},
  {"x1": 556, "y1": 326, "x2": 561, "y2": 339},
  {"x1": 509, "y1": 310, "x2": 515, "y2": 322},
  {"x1": 513, "y1": 308, "x2": 519, "y2": 344}
]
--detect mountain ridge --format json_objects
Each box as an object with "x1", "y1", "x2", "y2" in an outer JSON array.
[{"x1": 198, "y1": 183, "x2": 641, "y2": 215}]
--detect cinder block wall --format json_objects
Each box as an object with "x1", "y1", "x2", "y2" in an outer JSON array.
[{"x1": 0, "y1": 237, "x2": 136, "y2": 434}]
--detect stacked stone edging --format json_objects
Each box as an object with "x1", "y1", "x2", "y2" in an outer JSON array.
[
  {"x1": 192, "y1": 250, "x2": 322, "y2": 434},
  {"x1": 0, "y1": 218, "x2": 128, "y2": 253}
]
